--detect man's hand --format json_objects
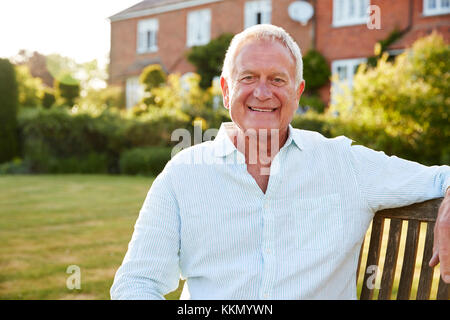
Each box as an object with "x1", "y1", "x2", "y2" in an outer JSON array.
[{"x1": 429, "y1": 187, "x2": 450, "y2": 283}]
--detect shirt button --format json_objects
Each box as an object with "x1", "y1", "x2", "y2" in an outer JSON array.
[
  {"x1": 264, "y1": 202, "x2": 268, "y2": 209},
  {"x1": 266, "y1": 248, "x2": 271, "y2": 254},
  {"x1": 263, "y1": 293, "x2": 269, "y2": 299}
]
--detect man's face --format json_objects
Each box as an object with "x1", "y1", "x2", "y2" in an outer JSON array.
[{"x1": 221, "y1": 39, "x2": 305, "y2": 134}]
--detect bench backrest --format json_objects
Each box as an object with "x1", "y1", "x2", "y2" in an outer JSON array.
[{"x1": 357, "y1": 198, "x2": 449, "y2": 300}]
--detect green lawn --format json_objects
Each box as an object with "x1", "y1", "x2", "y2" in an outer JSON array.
[
  {"x1": 0, "y1": 174, "x2": 183, "y2": 300},
  {"x1": 0, "y1": 175, "x2": 442, "y2": 300}
]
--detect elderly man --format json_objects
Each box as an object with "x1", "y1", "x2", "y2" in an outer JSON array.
[{"x1": 111, "y1": 24, "x2": 450, "y2": 300}]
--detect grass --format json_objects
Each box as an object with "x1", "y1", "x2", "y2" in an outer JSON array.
[
  {"x1": 0, "y1": 174, "x2": 184, "y2": 300},
  {"x1": 0, "y1": 175, "x2": 442, "y2": 300}
]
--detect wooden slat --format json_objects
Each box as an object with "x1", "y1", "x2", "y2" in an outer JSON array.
[
  {"x1": 416, "y1": 222, "x2": 435, "y2": 300},
  {"x1": 378, "y1": 219, "x2": 402, "y2": 300},
  {"x1": 376, "y1": 198, "x2": 442, "y2": 222},
  {"x1": 356, "y1": 238, "x2": 365, "y2": 285},
  {"x1": 436, "y1": 277, "x2": 449, "y2": 300},
  {"x1": 397, "y1": 220, "x2": 420, "y2": 300},
  {"x1": 360, "y1": 215, "x2": 384, "y2": 300}
]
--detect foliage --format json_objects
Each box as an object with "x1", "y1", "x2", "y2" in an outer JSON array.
[
  {"x1": 0, "y1": 58, "x2": 20, "y2": 163},
  {"x1": 18, "y1": 106, "x2": 126, "y2": 173},
  {"x1": 81, "y1": 85, "x2": 125, "y2": 109},
  {"x1": 119, "y1": 147, "x2": 172, "y2": 176},
  {"x1": 139, "y1": 64, "x2": 167, "y2": 106},
  {"x1": 41, "y1": 87, "x2": 56, "y2": 109},
  {"x1": 299, "y1": 94, "x2": 326, "y2": 113},
  {"x1": 302, "y1": 49, "x2": 331, "y2": 93},
  {"x1": 186, "y1": 33, "x2": 234, "y2": 89},
  {"x1": 0, "y1": 157, "x2": 31, "y2": 174},
  {"x1": 331, "y1": 32, "x2": 450, "y2": 165},
  {"x1": 54, "y1": 74, "x2": 80, "y2": 107},
  {"x1": 367, "y1": 29, "x2": 405, "y2": 67},
  {"x1": 15, "y1": 64, "x2": 44, "y2": 107}
]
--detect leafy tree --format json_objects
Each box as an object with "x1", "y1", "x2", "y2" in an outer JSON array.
[
  {"x1": 187, "y1": 33, "x2": 234, "y2": 89},
  {"x1": 331, "y1": 32, "x2": 450, "y2": 165},
  {"x1": 300, "y1": 49, "x2": 330, "y2": 113},
  {"x1": 139, "y1": 64, "x2": 167, "y2": 106},
  {"x1": 0, "y1": 58, "x2": 20, "y2": 163},
  {"x1": 54, "y1": 74, "x2": 80, "y2": 107},
  {"x1": 15, "y1": 64, "x2": 44, "y2": 107}
]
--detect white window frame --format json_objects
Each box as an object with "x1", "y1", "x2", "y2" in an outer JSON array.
[
  {"x1": 423, "y1": 0, "x2": 450, "y2": 16},
  {"x1": 332, "y1": 0, "x2": 370, "y2": 27},
  {"x1": 244, "y1": 0, "x2": 272, "y2": 28},
  {"x1": 125, "y1": 77, "x2": 144, "y2": 109},
  {"x1": 137, "y1": 18, "x2": 159, "y2": 53},
  {"x1": 331, "y1": 57, "x2": 367, "y2": 103},
  {"x1": 186, "y1": 9, "x2": 211, "y2": 47}
]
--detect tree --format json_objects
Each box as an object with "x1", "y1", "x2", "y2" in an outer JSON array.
[
  {"x1": 139, "y1": 64, "x2": 167, "y2": 106},
  {"x1": 187, "y1": 33, "x2": 234, "y2": 89},
  {"x1": 0, "y1": 59, "x2": 20, "y2": 163},
  {"x1": 331, "y1": 32, "x2": 450, "y2": 165},
  {"x1": 15, "y1": 64, "x2": 44, "y2": 107},
  {"x1": 54, "y1": 74, "x2": 80, "y2": 107}
]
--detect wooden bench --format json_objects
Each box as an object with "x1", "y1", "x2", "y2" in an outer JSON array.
[{"x1": 357, "y1": 198, "x2": 449, "y2": 300}]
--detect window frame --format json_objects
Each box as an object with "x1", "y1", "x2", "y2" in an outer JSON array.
[
  {"x1": 332, "y1": 0, "x2": 370, "y2": 28},
  {"x1": 137, "y1": 18, "x2": 159, "y2": 54},
  {"x1": 186, "y1": 8, "x2": 212, "y2": 47},
  {"x1": 125, "y1": 76, "x2": 144, "y2": 109},
  {"x1": 423, "y1": 0, "x2": 450, "y2": 16},
  {"x1": 330, "y1": 57, "x2": 367, "y2": 103},
  {"x1": 244, "y1": 0, "x2": 272, "y2": 29}
]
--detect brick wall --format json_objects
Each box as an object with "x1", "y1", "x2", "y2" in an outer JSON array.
[{"x1": 109, "y1": 0, "x2": 314, "y2": 88}]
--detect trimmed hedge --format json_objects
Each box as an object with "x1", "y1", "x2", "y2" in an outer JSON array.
[{"x1": 119, "y1": 147, "x2": 172, "y2": 176}]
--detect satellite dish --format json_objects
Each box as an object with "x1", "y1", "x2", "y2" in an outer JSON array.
[{"x1": 288, "y1": 1, "x2": 314, "y2": 26}]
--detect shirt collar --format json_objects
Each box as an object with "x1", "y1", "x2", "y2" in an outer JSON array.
[{"x1": 213, "y1": 122, "x2": 303, "y2": 158}]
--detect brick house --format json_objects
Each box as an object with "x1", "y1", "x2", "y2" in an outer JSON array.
[{"x1": 109, "y1": 0, "x2": 449, "y2": 109}]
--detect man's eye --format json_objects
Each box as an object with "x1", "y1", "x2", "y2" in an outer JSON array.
[
  {"x1": 242, "y1": 76, "x2": 254, "y2": 81},
  {"x1": 273, "y1": 78, "x2": 285, "y2": 83}
]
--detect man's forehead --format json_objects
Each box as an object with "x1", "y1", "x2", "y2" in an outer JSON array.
[{"x1": 233, "y1": 38, "x2": 295, "y2": 75}]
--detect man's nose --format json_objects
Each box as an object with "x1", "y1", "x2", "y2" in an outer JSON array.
[{"x1": 253, "y1": 81, "x2": 272, "y2": 100}]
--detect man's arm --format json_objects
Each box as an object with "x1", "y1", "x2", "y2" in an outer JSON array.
[
  {"x1": 429, "y1": 187, "x2": 450, "y2": 283},
  {"x1": 348, "y1": 144, "x2": 450, "y2": 283},
  {"x1": 110, "y1": 165, "x2": 181, "y2": 299}
]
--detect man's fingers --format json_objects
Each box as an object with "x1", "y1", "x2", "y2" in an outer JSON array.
[
  {"x1": 429, "y1": 250, "x2": 439, "y2": 267},
  {"x1": 437, "y1": 218, "x2": 450, "y2": 283}
]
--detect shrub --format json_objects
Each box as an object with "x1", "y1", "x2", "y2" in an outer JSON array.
[
  {"x1": 299, "y1": 94, "x2": 326, "y2": 113},
  {"x1": 0, "y1": 157, "x2": 31, "y2": 174},
  {"x1": 331, "y1": 32, "x2": 450, "y2": 165},
  {"x1": 302, "y1": 49, "x2": 331, "y2": 93},
  {"x1": 139, "y1": 64, "x2": 167, "y2": 106},
  {"x1": 186, "y1": 33, "x2": 234, "y2": 89},
  {"x1": 42, "y1": 87, "x2": 56, "y2": 109},
  {"x1": 119, "y1": 146, "x2": 172, "y2": 176},
  {"x1": 47, "y1": 153, "x2": 109, "y2": 174},
  {"x1": 54, "y1": 74, "x2": 80, "y2": 107},
  {"x1": 0, "y1": 58, "x2": 20, "y2": 163}
]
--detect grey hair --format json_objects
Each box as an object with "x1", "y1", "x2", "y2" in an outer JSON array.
[{"x1": 221, "y1": 24, "x2": 303, "y2": 88}]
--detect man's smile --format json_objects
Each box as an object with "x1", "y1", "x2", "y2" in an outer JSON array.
[{"x1": 247, "y1": 105, "x2": 278, "y2": 112}]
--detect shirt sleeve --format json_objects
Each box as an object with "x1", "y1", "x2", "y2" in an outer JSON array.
[
  {"x1": 110, "y1": 163, "x2": 181, "y2": 300},
  {"x1": 348, "y1": 144, "x2": 450, "y2": 213}
]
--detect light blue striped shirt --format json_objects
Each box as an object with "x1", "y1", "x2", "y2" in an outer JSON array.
[{"x1": 110, "y1": 122, "x2": 450, "y2": 300}]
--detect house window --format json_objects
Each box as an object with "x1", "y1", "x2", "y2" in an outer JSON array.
[
  {"x1": 137, "y1": 19, "x2": 158, "y2": 53},
  {"x1": 125, "y1": 77, "x2": 144, "y2": 109},
  {"x1": 423, "y1": 0, "x2": 450, "y2": 16},
  {"x1": 331, "y1": 58, "x2": 366, "y2": 102},
  {"x1": 187, "y1": 9, "x2": 211, "y2": 47},
  {"x1": 333, "y1": 0, "x2": 370, "y2": 27},
  {"x1": 244, "y1": 0, "x2": 271, "y2": 28}
]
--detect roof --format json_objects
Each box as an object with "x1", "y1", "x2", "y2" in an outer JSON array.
[{"x1": 109, "y1": 0, "x2": 223, "y2": 21}]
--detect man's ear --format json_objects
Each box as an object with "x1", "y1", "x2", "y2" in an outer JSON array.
[
  {"x1": 220, "y1": 76, "x2": 230, "y2": 110},
  {"x1": 296, "y1": 80, "x2": 306, "y2": 101}
]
